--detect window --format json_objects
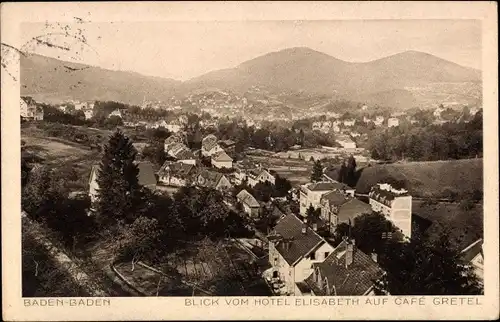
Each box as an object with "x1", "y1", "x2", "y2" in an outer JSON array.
[
  {"x1": 324, "y1": 252, "x2": 330, "y2": 259},
  {"x1": 272, "y1": 271, "x2": 278, "y2": 278},
  {"x1": 310, "y1": 252, "x2": 316, "y2": 260}
]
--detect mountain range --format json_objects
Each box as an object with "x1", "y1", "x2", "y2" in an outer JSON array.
[{"x1": 21, "y1": 47, "x2": 482, "y2": 109}]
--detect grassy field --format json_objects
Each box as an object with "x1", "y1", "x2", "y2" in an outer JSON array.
[
  {"x1": 22, "y1": 133, "x2": 101, "y2": 192},
  {"x1": 355, "y1": 158, "x2": 483, "y2": 199},
  {"x1": 412, "y1": 200, "x2": 483, "y2": 251},
  {"x1": 246, "y1": 154, "x2": 313, "y2": 185}
]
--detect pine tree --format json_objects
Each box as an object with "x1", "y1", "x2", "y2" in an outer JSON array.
[
  {"x1": 95, "y1": 130, "x2": 143, "y2": 227},
  {"x1": 310, "y1": 160, "x2": 323, "y2": 182}
]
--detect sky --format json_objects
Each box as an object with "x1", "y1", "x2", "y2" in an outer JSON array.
[{"x1": 21, "y1": 20, "x2": 481, "y2": 81}]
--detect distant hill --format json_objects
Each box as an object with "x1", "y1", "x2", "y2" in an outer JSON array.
[
  {"x1": 187, "y1": 47, "x2": 482, "y2": 108},
  {"x1": 355, "y1": 158, "x2": 483, "y2": 199},
  {"x1": 21, "y1": 48, "x2": 482, "y2": 110},
  {"x1": 21, "y1": 54, "x2": 181, "y2": 105}
]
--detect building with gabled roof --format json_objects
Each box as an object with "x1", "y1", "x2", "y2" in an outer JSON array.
[
  {"x1": 158, "y1": 161, "x2": 197, "y2": 187},
  {"x1": 195, "y1": 169, "x2": 232, "y2": 192},
  {"x1": 267, "y1": 214, "x2": 335, "y2": 295},
  {"x1": 211, "y1": 150, "x2": 233, "y2": 169},
  {"x1": 460, "y1": 239, "x2": 483, "y2": 283},
  {"x1": 201, "y1": 134, "x2": 224, "y2": 157},
  {"x1": 236, "y1": 189, "x2": 260, "y2": 218},
  {"x1": 298, "y1": 238, "x2": 385, "y2": 296},
  {"x1": 300, "y1": 181, "x2": 355, "y2": 216},
  {"x1": 89, "y1": 161, "x2": 157, "y2": 204},
  {"x1": 247, "y1": 168, "x2": 275, "y2": 187}
]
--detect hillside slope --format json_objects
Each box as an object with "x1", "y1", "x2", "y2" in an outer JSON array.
[
  {"x1": 21, "y1": 54, "x2": 181, "y2": 105},
  {"x1": 355, "y1": 158, "x2": 483, "y2": 198}
]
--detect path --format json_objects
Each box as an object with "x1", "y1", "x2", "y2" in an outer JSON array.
[{"x1": 24, "y1": 218, "x2": 107, "y2": 297}]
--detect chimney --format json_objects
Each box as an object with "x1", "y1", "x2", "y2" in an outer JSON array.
[
  {"x1": 312, "y1": 223, "x2": 318, "y2": 231},
  {"x1": 345, "y1": 240, "x2": 354, "y2": 268},
  {"x1": 371, "y1": 253, "x2": 378, "y2": 263},
  {"x1": 301, "y1": 224, "x2": 307, "y2": 234},
  {"x1": 304, "y1": 217, "x2": 308, "y2": 224}
]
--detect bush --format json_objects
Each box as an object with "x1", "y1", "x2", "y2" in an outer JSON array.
[{"x1": 459, "y1": 198, "x2": 475, "y2": 211}]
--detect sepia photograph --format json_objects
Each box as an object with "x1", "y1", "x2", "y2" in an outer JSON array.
[{"x1": 2, "y1": 1, "x2": 498, "y2": 321}]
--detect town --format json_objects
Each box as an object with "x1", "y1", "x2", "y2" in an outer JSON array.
[{"x1": 21, "y1": 89, "x2": 484, "y2": 297}]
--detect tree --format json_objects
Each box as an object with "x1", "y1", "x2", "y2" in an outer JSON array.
[
  {"x1": 305, "y1": 205, "x2": 321, "y2": 222},
  {"x1": 253, "y1": 181, "x2": 274, "y2": 203},
  {"x1": 118, "y1": 216, "x2": 161, "y2": 271},
  {"x1": 381, "y1": 231, "x2": 483, "y2": 295},
  {"x1": 274, "y1": 175, "x2": 292, "y2": 198},
  {"x1": 142, "y1": 143, "x2": 167, "y2": 166},
  {"x1": 337, "y1": 160, "x2": 348, "y2": 184},
  {"x1": 310, "y1": 160, "x2": 323, "y2": 182},
  {"x1": 345, "y1": 155, "x2": 357, "y2": 186},
  {"x1": 95, "y1": 130, "x2": 145, "y2": 227}
]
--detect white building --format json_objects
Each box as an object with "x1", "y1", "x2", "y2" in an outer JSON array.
[
  {"x1": 247, "y1": 168, "x2": 275, "y2": 187},
  {"x1": 268, "y1": 214, "x2": 336, "y2": 295},
  {"x1": 387, "y1": 117, "x2": 399, "y2": 128},
  {"x1": 299, "y1": 182, "x2": 352, "y2": 216},
  {"x1": 211, "y1": 150, "x2": 233, "y2": 169},
  {"x1": 343, "y1": 119, "x2": 356, "y2": 127},
  {"x1": 368, "y1": 183, "x2": 412, "y2": 238},
  {"x1": 374, "y1": 116, "x2": 385, "y2": 126},
  {"x1": 336, "y1": 135, "x2": 356, "y2": 149}
]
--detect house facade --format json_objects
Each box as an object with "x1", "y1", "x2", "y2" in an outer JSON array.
[
  {"x1": 20, "y1": 97, "x2": 43, "y2": 120},
  {"x1": 321, "y1": 192, "x2": 372, "y2": 232},
  {"x1": 195, "y1": 170, "x2": 232, "y2": 192},
  {"x1": 368, "y1": 183, "x2": 412, "y2": 238},
  {"x1": 211, "y1": 151, "x2": 233, "y2": 169},
  {"x1": 460, "y1": 239, "x2": 484, "y2": 284},
  {"x1": 236, "y1": 189, "x2": 260, "y2": 218},
  {"x1": 268, "y1": 214, "x2": 335, "y2": 295},
  {"x1": 247, "y1": 168, "x2": 275, "y2": 187},
  {"x1": 158, "y1": 162, "x2": 196, "y2": 187},
  {"x1": 387, "y1": 117, "x2": 399, "y2": 127},
  {"x1": 299, "y1": 182, "x2": 343, "y2": 216},
  {"x1": 201, "y1": 134, "x2": 224, "y2": 157},
  {"x1": 297, "y1": 238, "x2": 385, "y2": 296}
]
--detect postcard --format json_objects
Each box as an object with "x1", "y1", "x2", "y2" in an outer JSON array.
[{"x1": 1, "y1": 1, "x2": 498, "y2": 321}]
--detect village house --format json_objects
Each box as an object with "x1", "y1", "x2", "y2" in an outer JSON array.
[
  {"x1": 387, "y1": 117, "x2": 400, "y2": 127},
  {"x1": 343, "y1": 119, "x2": 356, "y2": 127},
  {"x1": 374, "y1": 116, "x2": 385, "y2": 126},
  {"x1": 320, "y1": 191, "x2": 372, "y2": 233},
  {"x1": 165, "y1": 122, "x2": 182, "y2": 133},
  {"x1": 157, "y1": 162, "x2": 197, "y2": 187},
  {"x1": 267, "y1": 214, "x2": 336, "y2": 295},
  {"x1": 88, "y1": 161, "x2": 157, "y2": 204},
  {"x1": 247, "y1": 168, "x2": 276, "y2": 187},
  {"x1": 363, "y1": 116, "x2": 372, "y2": 124},
  {"x1": 297, "y1": 238, "x2": 385, "y2": 296},
  {"x1": 368, "y1": 183, "x2": 412, "y2": 238},
  {"x1": 108, "y1": 109, "x2": 122, "y2": 118},
  {"x1": 167, "y1": 143, "x2": 197, "y2": 165},
  {"x1": 236, "y1": 189, "x2": 261, "y2": 218},
  {"x1": 460, "y1": 239, "x2": 483, "y2": 284},
  {"x1": 20, "y1": 97, "x2": 44, "y2": 121},
  {"x1": 218, "y1": 139, "x2": 236, "y2": 154},
  {"x1": 83, "y1": 108, "x2": 94, "y2": 120},
  {"x1": 201, "y1": 134, "x2": 224, "y2": 157},
  {"x1": 164, "y1": 134, "x2": 185, "y2": 152},
  {"x1": 300, "y1": 182, "x2": 352, "y2": 216},
  {"x1": 319, "y1": 174, "x2": 355, "y2": 197},
  {"x1": 195, "y1": 170, "x2": 233, "y2": 192},
  {"x1": 350, "y1": 131, "x2": 361, "y2": 138},
  {"x1": 211, "y1": 150, "x2": 233, "y2": 169},
  {"x1": 335, "y1": 135, "x2": 357, "y2": 150},
  {"x1": 132, "y1": 142, "x2": 149, "y2": 158}
]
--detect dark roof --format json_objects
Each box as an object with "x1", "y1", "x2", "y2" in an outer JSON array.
[
  {"x1": 337, "y1": 199, "x2": 372, "y2": 224},
  {"x1": 321, "y1": 191, "x2": 349, "y2": 208},
  {"x1": 91, "y1": 161, "x2": 156, "y2": 187},
  {"x1": 236, "y1": 189, "x2": 260, "y2": 208},
  {"x1": 158, "y1": 161, "x2": 196, "y2": 178},
  {"x1": 271, "y1": 214, "x2": 325, "y2": 266},
  {"x1": 460, "y1": 239, "x2": 483, "y2": 263},
  {"x1": 136, "y1": 162, "x2": 158, "y2": 186},
  {"x1": 304, "y1": 181, "x2": 350, "y2": 192},
  {"x1": 295, "y1": 281, "x2": 312, "y2": 294},
  {"x1": 369, "y1": 184, "x2": 409, "y2": 205},
  {"x1": 219, "y1": 139, "x2": 236, "y2": 148},
  {"x1": 212, "y1": 150, "x2": 233, "y2": 162},
  {"x1": 305, "y1": 240, "x2": 384, "y2": 296},
  {"x1": 196, "y1": 170, "x2": 225, "y2": 189},
  {"x1": 202, "y1": 134, "x2": 218, "y2": 151}
]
